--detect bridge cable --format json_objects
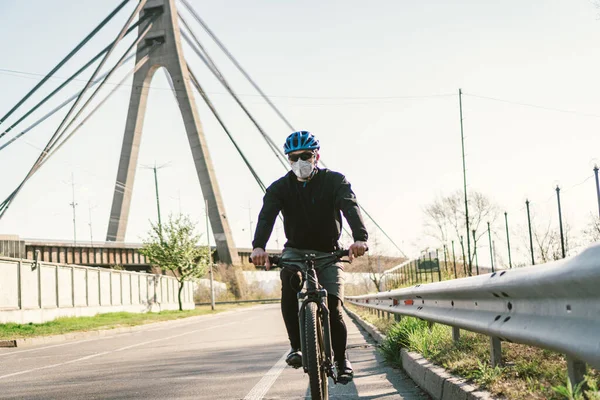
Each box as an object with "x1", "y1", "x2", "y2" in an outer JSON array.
[
  {"x1": 178, "y1": 19, "x2": 288, "y2": 170},
  {"x1": 0, "y1": 40, "x2": 152, "y2": 218},
  {"x1": 39, "y1": 48, "x2": 157, "y2": 171},
  {"x1": 186, "y1": 66, "x2": 290, "y2": 230},
  {"x1": 0, "y1": 5, "x2": 154, "y2": 219},
  {"x1": 0, "y1": 40, "x2": 153, "y2": 217},
  {"x1": 0, "y1": 0, "x2": 131, "y2": 129},
  {"x1": 43, "y1": 19, "x2": 156, "y2": 158},
  {"x1": 178, "y1": 16, "x2": 358, "y2": 243},
  {"x1": 179, "y1": 0, "x2": 406, "y2": 257},
  {"x1": 177, "y1": 5, "x2": 403, "y2": 256},
  {"x1": 186, "y1": 65, "x2": 267, "y2": 194},
  {"x1": 179, "y1": 0, "x2": 294, "y2": 132},
  {"x1": 0, "y1": 51, "x2": 139, "y2": 154},
  {"x1": 0, "y1": 13, "x2": 154, "y2": 144},
  {"x1": 179, "y1": 22, "x2": 287, "y2": 170},
  {"x1": 43, "y1": 0, "x2": 151, "y2": 153}
]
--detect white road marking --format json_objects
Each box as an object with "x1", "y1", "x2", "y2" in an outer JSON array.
[
  {"x1": 0, "y1": 336, "x2": 114, "y2": 358},
  {"x1": 0, "y1": 311, "x2": 242, "y2": 358},
  {"x1": 243, "y1": 351, "x2": 288, "y2": 400},
  {"x1": 0, "y1": 321, "x2": 237, "y2": 381}
]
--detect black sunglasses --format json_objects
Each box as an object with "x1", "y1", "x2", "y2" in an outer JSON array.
[{"x1": 288, "y1": 152, "x2": 315, "y2": 162}]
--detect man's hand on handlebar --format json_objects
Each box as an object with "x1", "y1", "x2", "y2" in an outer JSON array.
[
  {"x1": 348, "y1": 241, "x2": 368, "y2": 263},
  {"x1": 250, "y1": 247, "x2": 271, "y2": 270}
]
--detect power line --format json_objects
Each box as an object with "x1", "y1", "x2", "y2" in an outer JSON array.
[
  {"x1": 0, "y1": 4, "x2": 152, "y2": 219},
  {"x1": 38, "y1": 50, "x2": 156, "y2": 170},
  {"x1": 463, "y1": 92, "x2": 600, "y2": 119},
  {"x1": 179, "y1": 0, "x2": 295, "y2": 131},
  {"x1": 0, "y1": 52, "x2": 139, "y2": 153},
  {"x1": 0, "y1": 67, "x2": 456, "y2": 101},
  {"x1": 179, "y1": 3, "x2": 408, "y2": 256},
  {"x1": 179, "y1": 20, "x2": 289, "y2": 169},
  {"x1": 187, "y1": 64, "x2": 267, "y2": 193},
  {"x1": 0, "y1": 12, "x2": 153, "y2": 140}
]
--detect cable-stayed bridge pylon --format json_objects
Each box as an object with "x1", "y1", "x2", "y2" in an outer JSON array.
[{"x1": 106, "y1": 0, "x2": 239, "y2": 264}]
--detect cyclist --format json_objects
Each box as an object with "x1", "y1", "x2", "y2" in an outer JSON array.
[{"x1": 251, "y1": 130, "x2": 368, "y2": 384}]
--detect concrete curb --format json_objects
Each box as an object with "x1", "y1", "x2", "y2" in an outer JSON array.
[
  {"x1": 0, "y1": 306, "x2": 257, "y2": 348},
  {"x1": 343, "y1": 306, "x2": 499, "y2": 400}
]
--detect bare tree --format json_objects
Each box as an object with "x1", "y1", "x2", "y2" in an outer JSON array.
[
  {"x1": 583, "y1": 215, "x2": 600, "y2": 243},
  {"x1": 424, "y1": 190, "x2": 500, "y2": 274},
  {"x1": 363, "y1": 233, "x2": 384, "y2": 292},
  {"x1": 529, "y1": 220, "x2": 575, "y2": 263},
  {"x1": 533, "y1": 222, "x2": 562, "y2": 263}
]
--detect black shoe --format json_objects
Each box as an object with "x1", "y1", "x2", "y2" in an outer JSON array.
[
  {"x1": 286, "y1": 349, "x2": 302, "y2": 369},
  {"x1": 336, "y1": 358, "x2": 354, "y2": 384}
]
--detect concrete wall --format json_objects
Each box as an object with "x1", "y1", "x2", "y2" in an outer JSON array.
[
  {"x1": 0, "y1": 239, "x2": 25, "y2": 259},
  {"x1": 0, "y1": 257, "x2": 195, "y2": 324}
]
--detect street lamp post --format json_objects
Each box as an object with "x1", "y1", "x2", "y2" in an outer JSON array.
[
  {"x1": 594, "y1": 165, "x2": 600, "y2": 219},
  {"x1": 505, "y1": 212, "x2": 512, "y2": 269},
  {"x1": 556, "y1": 186, "x2": 566, "y2": 259},
  {"x1": 526, "y1": 199, "x2": 535, "y2": 265},
  {"x1": 487, "y1": 222, "x2": 494, "y2": 273}
]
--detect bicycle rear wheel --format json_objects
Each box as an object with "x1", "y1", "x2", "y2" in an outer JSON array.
[{"x1": 305, "y1": 301, "x2": 328, "y2": 400}]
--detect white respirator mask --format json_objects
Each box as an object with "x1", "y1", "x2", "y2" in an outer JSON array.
[{"x1": 291, "y1": 159, "x2": 315, "y2": 180}]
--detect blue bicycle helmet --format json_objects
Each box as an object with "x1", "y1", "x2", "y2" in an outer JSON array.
[{"x1": 283, "y1": 131, "x2": 320, "y2": 155}]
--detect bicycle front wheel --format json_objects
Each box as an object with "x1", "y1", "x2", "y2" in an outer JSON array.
[{"x1": 305, "y1": 301, "x2": 328, "y2": 400}]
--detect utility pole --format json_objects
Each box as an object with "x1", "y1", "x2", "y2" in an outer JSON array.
[
  {"x1": 505, "y1": 212, "x2": 512, "y2": 268},
  {"x1": 556, "y1": 185, "x2": 566, "y2": 259},
  {"x1": 472, "y1": 229, "x2": 479, "y2": 275},
  {"x1": 142, "y1": 162, "x2": 170, "y2": 231},
  {"x1": 526, "y1": 199, "x2": 535, "y2": 265},
  {"x1": 458, "y1": 89, "x2": 472, "y2": 275},
  {"x1": 69, "y1": 173, "x2": 78, "y2": 245},
  {"x1": 88, "y1": 203, "x2": 97, "y2": 247},
  {"x1": 206, "y1": 199, "x2": 215, "y2": 311},
  {"x1": 241, "y1": 203, "x2": 253, "y2": 246},
  {"x1": 487, "y1": 222, "x2": 494, "y2": 273},
  {"x1": 153, "y1": 163, "x2": 162, "y2": 228},
  {"x1": 594, "y1": 165, "x2": 600, "y2": 219},
  {"x1": 451, "y1": 240, "x2": 457, "y2": 278},
  {"x1": 460, "y1": 235, "x2": 468, "y2": 276}
]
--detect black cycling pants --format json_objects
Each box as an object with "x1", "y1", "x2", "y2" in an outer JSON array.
[{"x1": 280, "y1": 268, "x2": 347, "y2": 362}]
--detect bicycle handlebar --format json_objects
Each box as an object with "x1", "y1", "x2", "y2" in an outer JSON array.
[{"x1": 249, "y1": 248, "x2": 351, "y2": 269}]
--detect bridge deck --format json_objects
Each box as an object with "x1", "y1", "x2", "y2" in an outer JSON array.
[{"x1": 0, "y1": 238, "x2": 278, "y2": 270}]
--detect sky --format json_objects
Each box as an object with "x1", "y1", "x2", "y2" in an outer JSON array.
[{"x1": 0, "y1": 0, "x2": 599, "y2": 267}]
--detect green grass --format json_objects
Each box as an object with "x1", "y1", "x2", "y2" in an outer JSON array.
[
  {"x1": 0, "y1": 304, "x2": 250, "y2": 340},
  {"x1": 346, "y1": 303, "x2": 600, "y2": 400}
]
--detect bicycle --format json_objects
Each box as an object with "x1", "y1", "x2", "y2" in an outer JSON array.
[{"x1": 252, "y1": 248, "x2": 351, "y2": 400}]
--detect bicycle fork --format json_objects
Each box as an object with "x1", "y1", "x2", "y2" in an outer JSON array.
[{"x1": 298, "y1": 291, "x2": 337, "y2": 382}]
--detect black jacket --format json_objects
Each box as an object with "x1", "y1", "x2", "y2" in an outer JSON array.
[{"x1": 252, "y1": 168, "x2": 368, "y2": 252}]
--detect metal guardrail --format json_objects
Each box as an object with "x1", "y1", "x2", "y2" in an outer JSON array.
[{"x1": 346, "y1": 243, "x2": 600, "y2": 387}]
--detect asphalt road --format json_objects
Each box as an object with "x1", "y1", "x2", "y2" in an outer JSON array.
[{"x1": 0, "y1": 304, "x2": 429, "y2": 399}]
